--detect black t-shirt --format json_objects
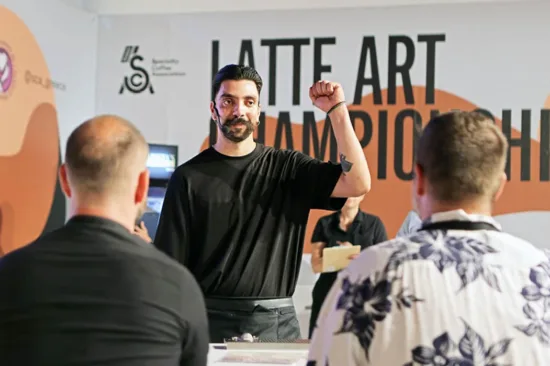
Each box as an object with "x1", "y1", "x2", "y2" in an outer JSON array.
[
  {"x1": 0, "y1": 215, "x2": 209, "y2": 366},
  {"x1": 154, "y1": 143, "x2": 345, "y2": 298},
  {"x1": 311, "y1": 211, "x2": 388, "y2": 304}
]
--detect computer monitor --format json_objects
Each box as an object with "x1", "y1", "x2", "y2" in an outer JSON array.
[
  {"x1": 139, "y1": 186, "x2": 167, "y2": 241},
  {"x1": 147, "y1": 143, "x2": 178, "y2": 184},
  {"x1": 146, "y1": 186, "x2": 166, "y2": 214},
  {"x1": 142, "y1": 143, "x2": 178, "y2": 239}
]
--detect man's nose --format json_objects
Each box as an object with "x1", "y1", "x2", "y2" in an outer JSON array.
[{"x1": 233, "y1": 102, "x2": 246, "y2": 117}]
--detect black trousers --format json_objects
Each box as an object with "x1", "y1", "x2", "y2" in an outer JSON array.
[
  {"x1": 205, "y1": 297, "x2": 302, "y2": 343},
  {"x1": 309, "y1": 272, "x2": 338, "y2": 339},
  {"x1": 308, "y1": 300, "x2": 322, "y2": 339}
]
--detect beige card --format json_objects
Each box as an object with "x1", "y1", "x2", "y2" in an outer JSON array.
[{"x1": 321, "y1": 245, "x2": 361, "y2": 273}]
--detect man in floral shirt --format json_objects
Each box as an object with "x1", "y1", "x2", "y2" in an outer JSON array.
[{"x1": 307, "y1": 111, "x2": 550, "y2": 365}]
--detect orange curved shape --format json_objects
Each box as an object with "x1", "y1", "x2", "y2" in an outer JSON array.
[
  {"x1": 0, "y1": 6, "x2": 59, "y2": 255},
  {"x1": 201, "y1": 87, "x2": 550, "y2": 253}
]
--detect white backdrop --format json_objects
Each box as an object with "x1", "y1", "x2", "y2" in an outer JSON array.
[
  {"x1": 94, "y1": 2, "x2": 550, "y2": 336},
  {"x1": 95, "y1": 1, "x2": 550, "y2": 242},
  {"x1": 80, "y1": 0, "x2": 542, "y2": 14}
]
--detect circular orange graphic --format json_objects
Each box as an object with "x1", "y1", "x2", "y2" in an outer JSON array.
[{"x1": 0, "y1": 5, "x2": 60, "y2": 255}]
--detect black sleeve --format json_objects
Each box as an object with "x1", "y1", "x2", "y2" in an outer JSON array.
[
  {"x1": 291, "y1": 152, "x2": 346, "y2": 210},
  {"x1": 153, "y1": 171, "x2": 191, "y2": 267},
  {"x1": 373, "y1": 217, "x2": 389, "y2": 244},
  {"x1": 179, "y1": 268, "x2": 209, "y2": 366},
  {"x1": 311, "y1": 219, "x2": 328, "y2": 243}
]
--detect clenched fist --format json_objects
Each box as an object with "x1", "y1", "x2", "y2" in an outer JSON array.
[{"x1": 309, "y1": 80, "x2": 346, "y2": 113}]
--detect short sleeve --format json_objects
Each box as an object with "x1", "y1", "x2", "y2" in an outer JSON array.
[
  {"x1": 373, "y1": 217, "x2": 389, "y2": 244},
  {"x1": 291, "y1": 152, "x2": 345, "y2": 210},
  {"x1": 311, "y1": 218, "x2": 328, "y2": 243}
]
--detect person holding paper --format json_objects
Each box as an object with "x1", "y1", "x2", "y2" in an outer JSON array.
[{"x1": 308, "y1": 195, "x2": 387, "y2": 338}]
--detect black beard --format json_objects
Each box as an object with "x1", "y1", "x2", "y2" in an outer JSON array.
[{"x1": 221, "y1": 117, "x2": 255, "y2": 142}]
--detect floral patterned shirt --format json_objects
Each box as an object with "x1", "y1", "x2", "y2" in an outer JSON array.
[{"x1": 307, "y1": 209, "x2": 550, "y2": 365}]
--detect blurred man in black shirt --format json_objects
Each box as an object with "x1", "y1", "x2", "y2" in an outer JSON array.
[
  {"x1": 308, "y1": 195, "x2": 387, "y2": 338},
  {"x1": 154, "y1": 64, "x2": 372, "y2": 342},
  {"x1": 0, "y1": 115, "x2": 209, "y2": 366}
]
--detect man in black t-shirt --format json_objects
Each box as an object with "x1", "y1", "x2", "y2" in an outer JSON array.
[
  {"x1": 308, "y1": 195, "x2": 388, "y2": 338},
  {"x1": 0, "y1": 115, "x2": 209, "y2": 366},
  {"x1": 154, "y1": 64, "x2": 372, "y2": 342}
]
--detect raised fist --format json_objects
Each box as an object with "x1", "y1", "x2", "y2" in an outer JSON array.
[{"x1": 309, "y1": 80, "x2": 346, "y2": 113}]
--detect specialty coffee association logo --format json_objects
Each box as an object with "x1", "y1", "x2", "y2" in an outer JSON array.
[
  {"x1": 0, "y1": 42, "x2": 14, "y2": 97},
  {"x1": 119, "y1": 45, "x2": 186, "y2": 95}
]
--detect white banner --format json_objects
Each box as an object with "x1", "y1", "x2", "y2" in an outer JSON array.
[{"x1": 95, "y1": 2, "x2": 550, "y2": 251}]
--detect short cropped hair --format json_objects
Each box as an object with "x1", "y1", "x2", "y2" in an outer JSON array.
[
  {"x1": 416, "y1": 111, "x2": 508, "y2": 202},
  {"x1": 212, "y1": 64, "x2": 263, "y2": 98},
  {"x1": 64, "y1": 115, "x2": 148, "y2": 195}
]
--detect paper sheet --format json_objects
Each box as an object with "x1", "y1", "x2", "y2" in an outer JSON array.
[
  {"x1": 321, "y1": 245, "x2": 361, "y2": 272},
  {"x1": 214, "y1": 351, "x2": 306, "y2": 365}
]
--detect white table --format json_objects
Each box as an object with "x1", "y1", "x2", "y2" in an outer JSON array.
[{"x1": 207, "y1": 343, "x2": 308, "y2": 366}]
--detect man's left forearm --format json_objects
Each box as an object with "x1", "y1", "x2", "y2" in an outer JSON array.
[{"x1": 329, "y1": 104, "x2": 371, "y2": 194}]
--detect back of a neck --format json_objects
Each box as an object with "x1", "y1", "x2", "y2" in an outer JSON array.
[
  {"x1": 423, "y1": 201, "x2": 492, "y2": 221},
  {"x1": 70, "y1": 206, "x2": 134, "y2": 232}
]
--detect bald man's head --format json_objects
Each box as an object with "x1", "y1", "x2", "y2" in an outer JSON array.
[{"x1": 64, "y1": 115, "x2": 148, "y2": 196}]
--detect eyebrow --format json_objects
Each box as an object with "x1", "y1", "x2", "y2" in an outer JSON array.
[{"x1": 220, "y1": 93, "x2": 257, "y2": 101}]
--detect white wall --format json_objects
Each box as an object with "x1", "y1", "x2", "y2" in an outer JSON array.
[
  {"x1": 0, "y1": 0, "x2": 98, "y2": 152},
  {"x1": 80, "y1": 0, "x2": 540, "y2": 14}
]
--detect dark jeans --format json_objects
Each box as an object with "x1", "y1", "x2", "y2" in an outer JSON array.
[
  {"x1": 206, "y1": 297, "x2": 302, "y2": 343},
  {"x1": 308, "y1": 300, "x2": 321, "y2": 339}
]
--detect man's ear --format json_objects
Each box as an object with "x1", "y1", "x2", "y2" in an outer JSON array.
[
  {"x1": 493, "y1": 172, "x2": 507, "y2": 202},
  {"x1": 135, "y1": 169, "x2": 149, "y2": 205},
  {"x1": 210, "y1": 101, "x2": 217, "y2": 121},
  {"x1": 58, "y1": 163, "x2": 72, "y2": 198},
  {"x1": 413, "y1": 163, "x2": 425, "y2": 197}
]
